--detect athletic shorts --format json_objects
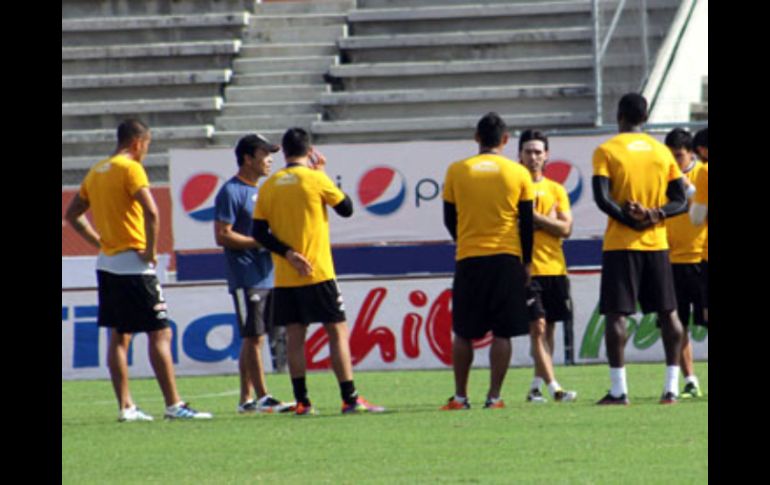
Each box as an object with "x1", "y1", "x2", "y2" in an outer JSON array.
[
  {"x1": 701, "y1": 260, "x2": 708, "y2": 309},
  {"x1": 231, "y1": 288, "x2": 272, "y2": 338},
  {"x1": 452, "y1": 254, "x2": 530, "y2": 339},
  {"x1": 526, "y1": 275, "x2": 573, "y2": 323},
  {"x1": 665, "y1": 263, "x2": 706, "y2": 327},
  {"x1": 272, "y1": 280, "x2": 346, "y2": 326},
  {"x1": 97, "y1": 271, "x2": 169, "y2": 334},
  {"x1": 599, "y1": 250, "x2": 677, "y2": 316}
]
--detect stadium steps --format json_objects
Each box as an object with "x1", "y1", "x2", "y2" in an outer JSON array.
[
  {"x1": 312, "y1": 0, "x2": 681, "y2": 143},
  {"x1": 211, "y1": 0, "x2": 355, "y2": 148}
]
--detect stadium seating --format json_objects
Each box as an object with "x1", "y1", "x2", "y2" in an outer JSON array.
[{"x1": 312, "y1": 0, "x2": 681, "y2": 143}]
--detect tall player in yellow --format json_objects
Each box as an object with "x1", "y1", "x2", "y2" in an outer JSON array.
[
  {"x1": 441, "y1": 113, "x2": 535, "y2": 410},
  {"x1": 592, "y1": 94, "x2": 688, "y2": 405},
  {"x1": 518, "y1": 130, "x2": 578, "y2": 404},
  {"x1": 690, "y1": 127, "x2": 708, "y2": 326},
  {"x1": 252, "y1": 128, "x2": 384, "y2": 415},
  {"x1": 663, "y1": 128, "x2": 707, "y2": 399}
]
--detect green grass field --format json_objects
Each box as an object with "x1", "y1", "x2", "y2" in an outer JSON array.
[{"x1": 62, "y1": 362, "x2": 707, "y2": 484}]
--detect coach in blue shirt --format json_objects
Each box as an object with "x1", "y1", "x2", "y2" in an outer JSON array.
[{"x1": 214, "y1": 134, "x2": 294, "y2": 414}]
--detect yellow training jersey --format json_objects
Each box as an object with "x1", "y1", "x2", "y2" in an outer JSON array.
[
  {"x1": 253, "y1": 165, "x2": 346, "y2": 287},
  {"x1": 665, "y1": 161, "x2": 707, "y2": 263},
  {"x1": 531, "y1": 176, "x2": 570, "y2": 276},
  {"x1": 592, "y1": 132, "x2": 683, "y2": 251},
  {"x1": 443, "y1": 153, "x2": 534, "y2": 261},
  {"x1": 78, "y1": 154, "x2": 150, "y2": 256},
  {"x1": 693, "y1": 162, "x2": 708, "y2": 262}
]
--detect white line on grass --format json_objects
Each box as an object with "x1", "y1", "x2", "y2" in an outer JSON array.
[{"x1": 88, "y1": 389, "x2": 240, "y2": 406}]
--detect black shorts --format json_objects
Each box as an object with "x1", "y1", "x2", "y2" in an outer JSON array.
[
  {"x1": 667, "y1": 263, "x2": 706, "y2": 327},
  {"x1": 599, "y1": 250, "x2": 677, "y2": 316},
  {"x1": 272, "y1": 280, "x2": 346, "y2": 326},
  {"x1": 701, "y1": 260, "x2": 708, "y2": 309},
  {"x1": 97, "y1": 271, "x2": 169, "y2": 334},
  {"x1": 231, "y1": 288, "x2": 272, "y2": 338},
  {"x1": 452, "y1": 254, "x2": 530, "y2": 339},
  {"x1": 527, "y1": 275, "x2": 573, "y2": 323}
]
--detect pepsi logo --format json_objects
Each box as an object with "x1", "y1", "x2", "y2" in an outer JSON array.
[
  {"x1": 544, "y1": 161, "x2": 583, "y2": 206},
  {"x1": 357, "y1": 166, "x2": 407, "y2": 216},
  {"x1": 181, "y1": 173, "x2": 222, "y2": 222}
]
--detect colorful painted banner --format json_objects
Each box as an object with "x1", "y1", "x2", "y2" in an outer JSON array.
[{"x1": 62, "y1": 273, "x2": 707, "y2": 380}]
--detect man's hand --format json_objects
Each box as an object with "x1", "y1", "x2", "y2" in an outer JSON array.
[
  {"x1": 286, "y1": 249, "x2": 313, "y2": 276},
  {"x1": 623, "y1": 200, "x2": 648, "y2": 222},
  {"x1": 523, "y1": 263, "x2": 532, "y2": 287},
  {"x1": 138, "y1": 249, "x2": 157, "y2": 267},
  {"x1": 308, "y1": 147, "x2": 327, "y2": 171}
]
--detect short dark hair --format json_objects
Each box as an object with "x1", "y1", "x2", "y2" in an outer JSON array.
[
  {"x1": 476, "y1": 112, "x2": 507, "y2": 148},
  {"x1": 692, "y1": 127, "x2": 708, "y2": 150},
  {"x1": 617, "y1": 93, "x2": 648, "y2": 126},
  {"x1": 116, "y1": 119, "x2": 149, "y2": 146},
  {"x1": 234, "y1": 134, "x2": 280, "y2": 166},
  {"x1": 282, "y1": 128, "x2": 311, "y2": 158},
  {"x1": 518, "y1": 129, "x2": 549, "y2": 152},
  {"x1": 664, "y1": 128, "x2": 692, "y2": 151}
]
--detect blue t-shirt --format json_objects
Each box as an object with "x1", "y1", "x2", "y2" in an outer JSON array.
[{"x1": 214, "y1": 176, "x2": 274, "y2": 291}]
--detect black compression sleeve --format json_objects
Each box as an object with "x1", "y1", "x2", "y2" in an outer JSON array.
[
  {"x1": 660, "y1": 177, "x2": 688, "y2": 218},
  {"x1": 252, "y1": 219, "x2": 291, "y2": 256},
  {"x1": 592, "y1": 176, "x2": 642, "y2": 229},
  {"x1": 518, "y1": 200, "x2": 534, "y2": 264},
  {"x1": 443, "y1": 201, "x2": 457, "y2": 241},
  {"x1": 332, "y1": 195, "x2": 354, "y2": 217}
]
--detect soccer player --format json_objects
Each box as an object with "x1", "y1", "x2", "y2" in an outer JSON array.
[
  {"x1": 441, "y1": 112, "x2": 534, "y2": 410},
  {"x1": 64, "y1": 119, "x2": 212, "y2": 421},
  {"x1": 252, "y1": 128, "x2": 384, "y2": 415},
  {"x1": 663, "y1": 128, "x2": 707, "y2": 399},
  {"x1": 592, "y1": 94, "x2": 688, "y2": 405},
  {"x1": 518, "y1": 129, "x2": 578, "y2": 404},
  {"x1": 690, "y1": 127, "x2": 708, "y2": 326},
  {"x1": 214, "y1": 134, "x2": 294, "y2": 414}
]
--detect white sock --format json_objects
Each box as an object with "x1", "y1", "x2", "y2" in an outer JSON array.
[
  {"x1": 547, "y1": 380, "x2": 561, "y2": 397},
  {"x1": 685, "y1": 375, "x2": 699, "y2": 387},
  {"x1": 665, "y1": 366, "x2": 680, "y2": 394},
  {"x1": 168, "y1": 401, "x2": 185, "y2": 410},
  {"x1": 610, "y1": 367, "x2": 627, "y2": 397},
  {"x1": 454, "y1": 395, "x2": 467, "y2": 403},
  {"x1": 531, "y1": 377, "x2": 544, "y2": 391}
]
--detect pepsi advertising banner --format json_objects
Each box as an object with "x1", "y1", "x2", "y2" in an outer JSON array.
[
  {"x1": 169, "y1": 136, "x2": 616, "y2": 250},
  {"x1": 62, "y1": 274, "x2": 707, "y2": 380}
]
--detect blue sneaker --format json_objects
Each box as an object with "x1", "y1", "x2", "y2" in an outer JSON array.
[{"x1": 164, "y1": 402, "x2": 213, "y2": 420}]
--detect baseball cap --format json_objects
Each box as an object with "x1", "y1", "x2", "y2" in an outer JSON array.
[{"x1": 235, "y1": 133, "x2": 280, "y2": 155}]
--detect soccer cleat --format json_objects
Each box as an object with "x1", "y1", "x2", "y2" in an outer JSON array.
[
  {"x1": 596, "y1": 392, "x2": 630, "y2": 405},
  {"x1": 118, "y1": 406, "x2": 154, "y2": 422},
  {"x1": 526, "y1": 388, "x2": 547, "y2": 403},
  {"x1": 294, "y1": 402, "x2": 316, "y2": 416},
  {"x1": 483, "y1": 397, "x2": 505, "y2": 409},
  {"x1": 681, "y1": 382, "x2": 702, "y2": 399},
  {"x1": 256, "y1": 395, "x2": 296, "y2": 414},
  {"x1": 342, "y1": 396, "x2": 386, "y2": 414},
  {"x1": 553, "y1": 389, "x2": 578, "y2": 402},
  {"x1": 237, "y1": 400, "x2": 258, "y2": 414},
  {"x1": 440, "y1": 396, "x2": 470, "y2": 410},
  {"x1": 164, "y1": 402, "x2": 213, "y2": 420},
  {"x1": 659, "y1": 391, "x2": 678, "y2": 405}
]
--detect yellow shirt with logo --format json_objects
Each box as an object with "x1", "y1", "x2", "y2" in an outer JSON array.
[
  {"x1": 531, "y1": 176, "x2": 569, "y2": 276},
  {"x1": 78, "y1": 154, "x2": 149, "y2": 256},
  {"x1": 665, "y1": 161, "x2": 707, "y2": 263},
  {"x1": 443, "y1": 153, "x2": 534, "y2": 261},
  {"x1": 253, "y1": 165, "x2": 346, "y2": 287},
  {"x1": 592, "y1": 133, "x2": 683, "y2": 251},
  {"x1": 693, "y1": 162, "x2": 708, "y2": 262}
]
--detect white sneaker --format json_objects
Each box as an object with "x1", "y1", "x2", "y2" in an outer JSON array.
[
  {"x1": 526, "y1": 388, "x2": 547, "y2": 403},
  {"x1": 554, "y1": 389, "x2": 578, "y2": 402},
  {"x1": 164, "y1": 402, "x2": 213, "y2": 420},
  {"x1": 237, "y1": 400, "x2": 258, "y2": 414},
  {"x1": 118, "y1": 405, "x2": 154, "y2": 422},
  {"x1": 256, "y1": 395, "x2": 296, "y2": 413}
]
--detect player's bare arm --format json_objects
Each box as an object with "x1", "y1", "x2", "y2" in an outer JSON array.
[
  {"x1": 65, "y1": 194, "x2": 101, "y2": 249},
  {"x1": 134, "y1": 187, "x2": 159, "y2": 265},
  {"x1": 533, "y1": 204, "x2": 573, "y2": 238},
  {"x1": 214, "y1": 221, "x2": 260, "y2": 250}
]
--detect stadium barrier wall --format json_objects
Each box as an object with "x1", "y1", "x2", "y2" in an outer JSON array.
[{"x1": 62, "y1": 274, "x2": 708, "y2": 380}]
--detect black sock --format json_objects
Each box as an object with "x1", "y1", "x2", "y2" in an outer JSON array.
[
  {"x1": 292, "y1": 377, "x2": 310, "y2": 406},
  {"x1": 340, "y1": 380, "x2": 358, "y2": 405}
]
